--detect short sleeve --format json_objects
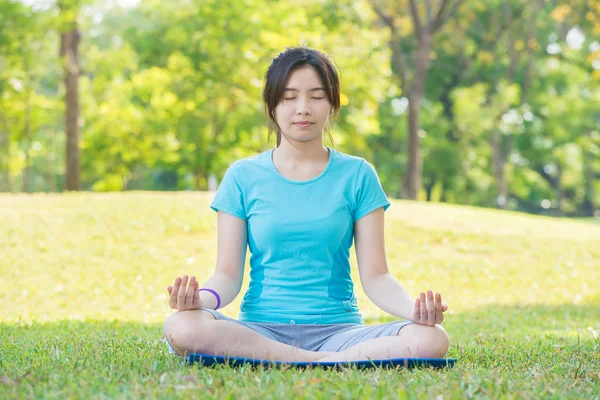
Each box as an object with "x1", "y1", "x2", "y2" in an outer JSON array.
[
  {"x1": 210, "y1": 161, "x2": 247, "y2": 220},
  {"x1": 353, "y1": 159, "x2": 390, "y2": 222}
]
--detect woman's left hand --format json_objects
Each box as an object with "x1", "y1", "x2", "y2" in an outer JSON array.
[{"x1": 411, "y1": 290, "x2": 449, "y2": 326}]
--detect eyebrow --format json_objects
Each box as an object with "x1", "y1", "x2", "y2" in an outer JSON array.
[{"x1": 284, "y1": 87, "x2": 326, "y2": 92}]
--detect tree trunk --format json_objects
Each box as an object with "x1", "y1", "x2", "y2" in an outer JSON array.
[
  {"x1": 582, "y1": 151, "x2": 596, "y2": 216},
  {"x1": 406, "y1": 94, "x2": 421, "y2": 200},
  {"x1": 61, "y1": 24, "x2": 81, "y2": 191},
  {"x1": 22, "y1": 151, "x2": 30, "y2": 193},
  {"x1": 21, "y1": 81, "x2": 33, "y2": 193},
  {"x1": 373, "y1": 0, "x2": 464, "y2": 200},
  {"x1": 555, "y1": 164, "x2": 564, "y2": 214},
  {"x1": 492, "y1": 131, "x2": 507, "y2": 209},
  {"x1": 489, "y1": 0, "x2": 541, "y2": 210},
  {"x1": 194, "y1": 168, "x2": 207, "y2": 191},
  {"x1": 406, "y1": 33, "x2": 431, "y2": 200},
  {"x1": 0, "y1": 124, "x2": 8, "y2": 192},
  {"x1": 490, "y1": 0, "x2": 514, "y2": 209},
  {"x1": 424, "y1": 175, "x2": 436, "y2": 201},
  {"x1": 440, "y1": 179, "x2": 448, "y2": 202},
  {"x1": 48, "y1": 151, "x2": 56, "y2": 192},
  {"x1": 535, "y1": 164, "x2": 563, "y2": 214}
]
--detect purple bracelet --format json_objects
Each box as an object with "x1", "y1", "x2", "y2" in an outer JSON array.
[{"x1": 199, "y1": 288, "x2": 221, "y2": 310}]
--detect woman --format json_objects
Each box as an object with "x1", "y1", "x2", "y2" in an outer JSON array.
[{"x1": 163, "y1": 46, "x2": 449, "y2": 363}]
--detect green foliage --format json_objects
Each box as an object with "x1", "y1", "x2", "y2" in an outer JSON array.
[{"x1": 0, "y1": 0, "x2": 598, "y2": 216}]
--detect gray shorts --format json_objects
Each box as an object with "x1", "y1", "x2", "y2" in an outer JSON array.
[{"x1": 164, "y1": 308, "x2": 415, "y2": 356}]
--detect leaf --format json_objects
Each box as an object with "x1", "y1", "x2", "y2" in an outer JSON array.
[{"x1": 551, "y1": 5, "x2": 571, "y2": 23}]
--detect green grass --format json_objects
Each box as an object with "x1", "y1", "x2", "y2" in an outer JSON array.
[{"x1": 1, "y1": 192, "x2": 599, "y2": 399}]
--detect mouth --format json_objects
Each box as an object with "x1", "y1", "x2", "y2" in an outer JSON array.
[{"x1": 294, "y1": 122, "x2": 313, "y2": 127}]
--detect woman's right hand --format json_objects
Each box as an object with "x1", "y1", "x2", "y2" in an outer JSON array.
[{"x1": 167, "y1": 275, "x2": 203, "y2": 311}]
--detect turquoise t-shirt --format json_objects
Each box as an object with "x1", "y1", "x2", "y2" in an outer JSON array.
[{"x1": 209, "y1": 146, "x2": 390, "y2": 324}]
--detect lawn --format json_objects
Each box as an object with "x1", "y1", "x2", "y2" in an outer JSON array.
[{"x1": 1, "y1": 192, "x2": 599, "y2": 399}]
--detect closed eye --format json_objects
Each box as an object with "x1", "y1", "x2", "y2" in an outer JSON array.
[{"x1": 284, "y1": 97, "x2": 324, "y2": 100}]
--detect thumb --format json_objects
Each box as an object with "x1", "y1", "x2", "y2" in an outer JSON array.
[{"x1": 167, "y1": 286, "x2": 172, "y2": 294}]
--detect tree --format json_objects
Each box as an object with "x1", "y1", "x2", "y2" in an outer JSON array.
[
  {"x1": 0, "y1": 0, "x2": 60, "y2": 193},
  {"x1": 58, "y1": 0, "x2": 82, "y2": 191},
  {"x1": 370, "y1": 0, "x2": 465, "y2": 200}
]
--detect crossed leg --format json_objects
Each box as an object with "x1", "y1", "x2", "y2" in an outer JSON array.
[
  {"x1": 164, "y1": 310, "x2": 331, "y2": 362},
  {"x1": 164, "y1": 310, "x2": 449, "y2": 363},
  {"x1": 314, "y1": 323, "x2": 450, "y2": 362}
]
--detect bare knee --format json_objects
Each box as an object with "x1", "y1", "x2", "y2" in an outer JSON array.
[
  {"x1": 428, "y1": 325, "x2": 450, "y2": 357},
  {"x1": 401, "y1": 324, "x2": 450, "y2": 358},
  {"x1": 163, "y1": 310, "x2": 217, "y2": 357}
]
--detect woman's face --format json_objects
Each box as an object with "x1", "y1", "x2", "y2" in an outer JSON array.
[{"x1": 274, "y1": 66, "x2": 332, "y2": 144}]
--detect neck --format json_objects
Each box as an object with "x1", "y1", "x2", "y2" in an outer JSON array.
[{"x1": 273, "y1": 140, "x2": 329, "y2": 166}]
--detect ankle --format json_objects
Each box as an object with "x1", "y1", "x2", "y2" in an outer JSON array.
[{"x1": 313, "y1": 351, "x2": 337, "y2": 362}]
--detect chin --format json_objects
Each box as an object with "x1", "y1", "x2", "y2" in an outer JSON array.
[{"x1": 293, "y1": 134, "x2": 321, "y2": 142}]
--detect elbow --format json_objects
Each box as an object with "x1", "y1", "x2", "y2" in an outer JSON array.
[
  {"x1": 224, "y1": 270, "x2": 244, "y2": 292},
  {"x1": 216, "y1": 266, "x2": 243, "y2": 285},
  {"x1": 362, "y1": 272, "x2": 386, "y2": 294}
]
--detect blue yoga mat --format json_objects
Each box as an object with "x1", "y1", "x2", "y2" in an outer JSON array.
[{"x1": 186, "y1": 353, "x2": 456, "y2": 369}]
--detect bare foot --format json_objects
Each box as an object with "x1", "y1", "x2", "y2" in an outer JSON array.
[{"x1": 313, "y1": 351, "x2": 342, "y2": 362}]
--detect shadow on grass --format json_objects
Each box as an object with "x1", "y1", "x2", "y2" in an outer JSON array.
[
  {"x1": 1, "y1": 305, "x2": 598, "y2": 400},
  {"x1": 1, "y1": 303, "x2": 597, "y2": 373},
  {"x1": 367, "y1": 302, "x2": 598, "y2": 336},
  {"x1": 369, "y1": 302, "x2": 599, "y2": 369}
]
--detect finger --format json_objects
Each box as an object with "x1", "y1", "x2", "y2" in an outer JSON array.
[
  {"x1": 171, "y1": 277, "x2": 182, "y2": 305},
  {"x1": 192, "y1": 280, "x2": 200, "y2": 308},
  {"x1": 412, "y1": 298, "x2": 420, "y2": 322},
  {"x1": 435, "y1": 293, "x2": 443, "y2": 324},
  {"x1": 442, "y1": 303, "x2": 449, "y2": 312},
  {"x1": 171, "y1": 277, "x2": 181, "y2": 297},
  {"x1": 427, "y1": 290, "x2": 435, "y2": 325},
  {"x1": 172, "y1": 276, "x2": 182, "y2": 291},
  {"x1": 420, "y1": 292, "x2": 427, "y2": 323},
  {"x1": 186, "y1": 276, "x2": 196, "y2": 307},
  {"x1": 169, "y1": 277, "x2": 181, "y2": 309},
  {"x1": 177, "y1": 275, "x2": 189, "y2": 309}
]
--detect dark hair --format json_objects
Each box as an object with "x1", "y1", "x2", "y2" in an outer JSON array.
[{"x1": 263, "y1": 46, "x2": 340, "y2": 147}]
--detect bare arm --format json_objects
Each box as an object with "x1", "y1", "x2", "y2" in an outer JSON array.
[
  {"x1": 199, "y1": 210, "x2": 248, "y2": 309},
  {"x1": 354, "y1": 208, "x2": 415, "y2": 319},
  {"x1": 354, "y1": 208, "x2": 448, "y2": 324},
  {"x1": 168, "y1": 210, "x2": 247, "y2": 310}
]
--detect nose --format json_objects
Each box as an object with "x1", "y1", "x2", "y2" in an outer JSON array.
[{"x1": 296, "y1": 98, "x2": 311, "y2": 115}]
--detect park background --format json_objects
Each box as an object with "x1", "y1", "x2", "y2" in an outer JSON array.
[
  {"x1": 0, "y1": 0, "x2": 599, "y2": 216},
  {"x1": 1, "y1": 0, "x2": 599, "y2": 398}
]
